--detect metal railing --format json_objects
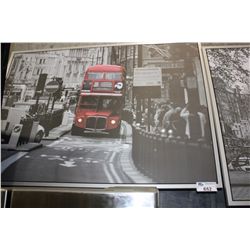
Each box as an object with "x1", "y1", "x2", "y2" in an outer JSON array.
[{"x1": 132, "y1": 126, "x2": 217, "y2": 183}]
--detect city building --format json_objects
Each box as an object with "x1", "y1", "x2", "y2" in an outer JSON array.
[
  {"x1": 140, "y1": 44, "x2": 207, "y2": 108},
  {"x1": 4, "y1": 46, "x2": 112, "y2": 101},
  {"x1": 213, "y1": 77, "x2": 250, "y2": 139}
]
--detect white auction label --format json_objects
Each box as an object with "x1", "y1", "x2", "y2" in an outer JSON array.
[{"x1": 196, "y1": 182, "x2": 217, "y2": 192}]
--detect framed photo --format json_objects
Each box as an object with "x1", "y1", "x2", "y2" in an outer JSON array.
[
  {"x1": 201, "y1": 44, "x2": 250, "y2": 206},
  {"x1": 1, "y1": 43, "x2": 222, "y2": 189}
]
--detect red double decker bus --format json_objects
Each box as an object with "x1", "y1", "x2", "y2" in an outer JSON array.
[{"x1": 71, "y1": 65, "x2": 126, "y2": 136}]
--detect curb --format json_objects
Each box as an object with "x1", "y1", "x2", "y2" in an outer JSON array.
[
  {"x1": 42, "y1": 125, "x2": 72, "y2": 140},
  {"x1": 1, "y1": 143, "x2": 43, "y2": 152},
  {"x1": 120, "y1": 147, "x2": 153, "y2": 183},
  {"x1": 42, "y1": 130, "x2": 70, "y2": 140}
]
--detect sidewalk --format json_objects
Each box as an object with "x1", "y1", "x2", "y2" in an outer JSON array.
[
  {"x1": 43, "y1": 124, "x2": 73, "y2": 140},
  {"x1": 1, "y1": 143, "x2": 42, "y2": 170},
  {"x1": 43, "y1": 111, "x2": 74, "y2": 140},
  {"x1": 1, "y1": 111, "x2": 74, "y2": 164}
]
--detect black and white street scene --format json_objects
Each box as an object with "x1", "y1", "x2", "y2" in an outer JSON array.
[
  {"x1": 1, "y1": 43, "x2": 219, "y2": 186},
  {"x1": 207, "y1": 47, "x2": 250, "y2": 201}
]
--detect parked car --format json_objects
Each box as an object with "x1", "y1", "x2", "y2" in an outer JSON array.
[{"x1": 1, "y1": 106, "x2": 45, "y2": 143}]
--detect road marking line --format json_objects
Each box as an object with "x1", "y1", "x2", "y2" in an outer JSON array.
[
  {"x1": 106, "y1": 151, "x2": 123, "y2": 183},
  {"x1": 60, "y1": 162, "x2": 77, "y2": 167},
  {"x1": 109, "y1": 151, "x2": 116, "y2": 163},
  {"x1": 109, "y1": 162, "x2": 122, "y2": 183},
  {"x1": 1, "y1": 152, "x2": 28, "y2": 173},
  {"x1": 103, "y1": 151, "x2": 110, "y2": 161},
  {"x1": 119, "y1": 145, "x2": 153, "y2": 183},
  {"x1": 103, "y1": 163, "x2": 115, "y2": 183}
]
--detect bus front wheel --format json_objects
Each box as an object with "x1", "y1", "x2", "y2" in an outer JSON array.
[
  {"x1": 71, "y1": 124, "x2": 83, "y2": 136},
  {"x1": 110, "y1": 126, "x2": 121, "y2": 138}
]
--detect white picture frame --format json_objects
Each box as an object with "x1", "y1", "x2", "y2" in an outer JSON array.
[
  {"x1": 201, "y1": 44, "x2": 250, "y2": 206},
  {"x1": 1, "y1": 43, "x2": 222, "y2": 189}
]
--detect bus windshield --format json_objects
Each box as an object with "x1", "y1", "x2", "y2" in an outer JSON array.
[{"x1": 79, "y1": 96, "x2": 122, "y2": 113}]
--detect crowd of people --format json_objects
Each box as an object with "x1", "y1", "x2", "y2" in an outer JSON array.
[{"x1": 141, "y1": 101, "x2": 211, "y2": 142}]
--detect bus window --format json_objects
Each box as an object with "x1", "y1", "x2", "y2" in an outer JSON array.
[
  {"x1": 105, "y1": 72, "x2": 122, "y2": 80},
  {"x1": 93, "y1": 81, "x2": 113, "y2": 91},
  {"x1": 79, "y1": 96, "x2": 98, "y2": 109},
  {"x1": 98, "y1": 97, "x2": 121, "y2": 113},
  {"x1": 101, "y1": 98, "x2": 113, "y2": 110},
  {"x1": 87, "y1": 72, "x2": 104, "y2": 80},
  {"x1": 82, "y1": 81, "x2": 91, "y2": 90}
]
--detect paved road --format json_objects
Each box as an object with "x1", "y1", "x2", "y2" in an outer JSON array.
[{"x1": 1, "y1": 122, "x2": 151, "y2": 185}]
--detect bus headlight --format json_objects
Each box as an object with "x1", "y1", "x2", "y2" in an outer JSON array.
[
  {"x1": 77, "y1": 118, "x2": 83, "y2": 123},
  {"x1": 110, "y1": 119, "x2": 116, "y2": 125}
]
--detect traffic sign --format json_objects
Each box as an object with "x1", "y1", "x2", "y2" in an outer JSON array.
[
  {"x1": 133, "y1": 67, "x2": 162, "y2": 87},
  {"x1": 133, "y1": 67, "x2": 162, "y2": 98},
  {"x1": 45, "y1": 81, "x2": 59, "y2": 93}
]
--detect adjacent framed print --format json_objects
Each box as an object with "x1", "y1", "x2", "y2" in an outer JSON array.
[
  {"x1": 1, "y1": 43, "x2": 222, "y2": 189},
  {"x1": 201, "y1": 44, "x2": 250, "y2": 206}
]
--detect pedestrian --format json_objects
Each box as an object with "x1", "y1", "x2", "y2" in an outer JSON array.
[
  {"x1": 162, "y1": 102, "x2": 175, "y2": 132},
  {"x1": 153, "y1": 104, "x2": 161, "y2": 132},
  {"x1": 198, "y1": 105, "x2": 209, "y2": 141},
  {"x1": 169, "y1": 106, "x2": 186, "y2": 138},
  {"x1": 154, "y1": 104, "x2": 166, "y2": 132},
  {"x1": 180, "y1": 103, "x2": 206, "y2": 141}
]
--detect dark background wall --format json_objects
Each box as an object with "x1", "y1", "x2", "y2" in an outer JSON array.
[
  {"x1": 1, "y1": 43, "x2": 10, "y2": 103},
  {"x1": 159, "y1": 189, "x2": 226, "y2": 207}
]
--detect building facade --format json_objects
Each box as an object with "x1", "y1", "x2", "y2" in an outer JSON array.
[
  {"x1": 5, "y1": 46, "x2": 112, "y2": 101},
  {"x1": 214, "y1": 77, "x2": 250, "y2": 140},
  {"x1": 139, "y1": 43, "x2": 206, "y2": 108}
]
